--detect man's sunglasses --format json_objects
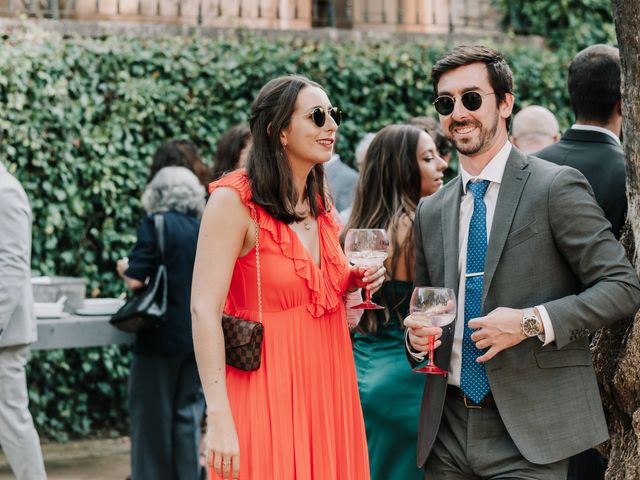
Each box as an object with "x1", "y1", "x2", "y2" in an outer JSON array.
[
  {"x1": 308, "y1": 107, "x2": 342, "y2": 127},
  {"x1": 433, "y1": 91, "x2": 495, "y2": 116}
]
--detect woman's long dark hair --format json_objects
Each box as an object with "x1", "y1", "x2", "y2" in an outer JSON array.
[
  {"x1": 342, "y1": 124, "x2": 424, "y2": 333},
  {"x1": 211, "y1": 124, "x2": 251, "y2": 180},
  {"x1": 246, "y1": 75, "x2": 329, "y2": 223}
]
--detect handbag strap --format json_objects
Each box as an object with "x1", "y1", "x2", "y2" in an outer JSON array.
[
  {"x1": 154, "y1": 214, "x2": 165, "y2": 264},
  {"x1": 253, "y1": 207, "x2": 263, "y2": 324}
]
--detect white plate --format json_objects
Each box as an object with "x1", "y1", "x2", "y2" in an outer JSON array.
[
  {"x1": 34, "y1": 302, "x2": 64, "y2": 319},
  {"x1": 76, "y1": 298, "x2": 125, "y2": 316}
]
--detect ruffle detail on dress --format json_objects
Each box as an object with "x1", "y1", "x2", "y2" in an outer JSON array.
[
  {"x1": 210, "y1": 170, "x2": 349, "y2": 318},
  {"x1": 256, "y1": 205, "x2": 348, "y2": 318},
  {"x1": 208, "y1": 170, "x2": 254, "y2": 209}
]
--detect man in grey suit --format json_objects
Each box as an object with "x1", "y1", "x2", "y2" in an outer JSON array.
[
  {"x1": 0, "y1": 162, "x2": 47, "y2": 480},
  {"x1": 537, "y1": 44, "x2": 626, "y2": 240},
  {"x1": 404, "y1": 45, "x2": 640, "y2": 479},
  {"x1": 324, "y1": 153, "x2": 359, "y2": 213}
]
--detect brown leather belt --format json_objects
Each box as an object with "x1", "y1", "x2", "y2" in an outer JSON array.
[{"x1": 447, "y1": 385, "x2": 496, "y2": 409}]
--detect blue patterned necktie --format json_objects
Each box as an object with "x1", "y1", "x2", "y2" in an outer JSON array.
[{"x1": 460, "y1": 180, "x2": 491, "y2": 404}]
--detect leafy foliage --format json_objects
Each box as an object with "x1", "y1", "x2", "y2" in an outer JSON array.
[
  {"x1": 493, "y1": 0, "x2": 616, "y2": 51},
  {"x1": 0, "y1": 30, "x2": 572, "y2": 439}
]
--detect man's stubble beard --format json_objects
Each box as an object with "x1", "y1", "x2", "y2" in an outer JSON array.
[{"x1": 448, "y1": 114, "x2": 500, "y2": 156}]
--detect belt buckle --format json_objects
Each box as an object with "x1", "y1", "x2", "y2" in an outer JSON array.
[{"x1": 463, "y1": 394, "x2": 482, "y2": 409}]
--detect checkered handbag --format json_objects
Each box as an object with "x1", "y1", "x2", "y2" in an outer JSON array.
[
  {"x1": 221, "y1": 210, "x2": 264, "y2": 371},
  {"x1": 221, "y1": 313, "x2": 264, "y2": 371}
]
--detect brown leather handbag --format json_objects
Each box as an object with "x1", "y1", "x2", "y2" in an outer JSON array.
[{"x1": 221, "y1": 212, "x2": 264, "y2": 371}]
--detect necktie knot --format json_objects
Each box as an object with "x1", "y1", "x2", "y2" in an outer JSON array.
[{"x1": 468, "y1": 180, "x2": 490, "y2": 200}]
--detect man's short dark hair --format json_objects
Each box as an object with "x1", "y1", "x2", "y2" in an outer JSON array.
[
  {"x1": 431, "y1": 45, "x2": 514, "y2": 127},
  {"x1": 568, "y1": 44, "x2": 620, "y2": 124}
]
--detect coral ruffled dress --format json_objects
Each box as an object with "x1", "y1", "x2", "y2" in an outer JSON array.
[{"x1": 210, "y1": 171, "x2": 370, "y2": 480}]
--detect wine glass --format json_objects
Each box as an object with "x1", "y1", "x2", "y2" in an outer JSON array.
[
  {"x1": 343, "y1": 229, "x2": 389, "y2": 310},
  {"x1": 409, "y1": 287, "x2": 456, "y2": 374}
]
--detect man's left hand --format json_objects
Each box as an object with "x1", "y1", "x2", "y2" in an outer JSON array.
[{"x1": 468, "y1": 307, "x2": 528, "y2": 363}]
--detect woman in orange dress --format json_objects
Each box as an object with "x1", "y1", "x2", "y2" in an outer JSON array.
[{"x1": 191, "y1": 75, "x2": 384, "y2": 480}]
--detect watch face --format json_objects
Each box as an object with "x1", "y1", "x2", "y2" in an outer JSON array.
[{"x1": 523, "y1": 317, "x2": 539, "y2": 337}]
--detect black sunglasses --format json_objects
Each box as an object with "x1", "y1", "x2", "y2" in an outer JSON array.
[
  {"x1": 308, "y1": 107, "x2": 342, "y2": 127},
  {"x1": 433, "y1": 91, "x2": 495, "y2": 116}
]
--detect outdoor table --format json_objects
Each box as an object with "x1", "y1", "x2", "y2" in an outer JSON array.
[{"x1": 33, "y1": 314, "x2": 134, "y2": 350}]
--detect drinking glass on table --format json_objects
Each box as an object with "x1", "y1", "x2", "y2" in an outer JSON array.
[
  {"x1": 343, "y1": 228, "x2": 389, "y2": 310},
  {"x1": 410, "y1": 287, "x2": 456, "y2": 374}
]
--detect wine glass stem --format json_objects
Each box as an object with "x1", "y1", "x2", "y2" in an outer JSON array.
[
  {"x1": 364, "y1": 287, "x2": 372, "y2": 303},
  {"x1": 427, "y1": 335, "x2": 435, "y2": 366}
]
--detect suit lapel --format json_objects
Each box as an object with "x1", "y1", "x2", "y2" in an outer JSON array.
[
  {"x1": 438, "y1": 178, "x2": 462, "y2": 366},
  {"x1": 442, "y1": 178, "x2": 462, "y2": 295},
  {"x1": 482, "y1": 149, "x2": 530, "y2": 306}
]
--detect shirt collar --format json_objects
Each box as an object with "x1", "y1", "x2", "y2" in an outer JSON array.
[
  {"x1": 571, "y1": 124, "x2": 621, "y2": 146},
  {"x1": 460, "y1": 141, "x2": 512, "y2": 194}
]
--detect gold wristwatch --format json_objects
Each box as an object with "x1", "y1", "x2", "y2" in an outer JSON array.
[{"x1": 521, "y1": 307, "x2": 542, "y2": 337}]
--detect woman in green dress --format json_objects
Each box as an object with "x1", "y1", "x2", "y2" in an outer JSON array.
[{"x1": 343, "y1": 124, "x2": 447, "y2": 480}]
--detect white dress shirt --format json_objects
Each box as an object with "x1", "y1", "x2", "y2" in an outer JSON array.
[
  {"x1": 409, "y1": 141, "x2": 555, "y2": 387},
  {"x1": 571, "y1": 124, "x2": 621, "y2": 146}
]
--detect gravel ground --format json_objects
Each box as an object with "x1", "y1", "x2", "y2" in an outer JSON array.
[{"x1": 0, "y1": 437, "x2": 131, "y2": 480}]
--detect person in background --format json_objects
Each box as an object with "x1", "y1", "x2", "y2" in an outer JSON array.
[
  {"x1": 0, "y1": 162, "x2": 47, "y2": 480},
  {"x1": 192, "y1": 74, "x2": 385, "y2": 480},
  {"x1": 148, "y1": 140, "x2": 210, "y2": 188},
  {"x1": 537, "y1": 44, "x2": 626, "y2": 241},
  {"x1": 338, "y1": 132, "x2": 376, "y2": 226},
  {"x1": 408, "y1": 116, "x2": 454, "y2": 165},
  {"x1": 344, "y1": 124, "x2": 446, "y2": 480},
  {"x1": 211, "y1": 124, "x2": 252, "y2": 181},
  {"x1": 510, "y1": 105, "x2": 560, "y2": 154},
  {"x1": 536, "y1": 44, "x2": 626, "y2": 480},
  {"x1": 354, "y1": 132, "x2": 376, "y2": 171},
  {"x1": 117, "y1": 165, "x2": 206, "y2": 480},
  {"x1": 324, "y1": 147, "x2": 359, "y2": 212}
]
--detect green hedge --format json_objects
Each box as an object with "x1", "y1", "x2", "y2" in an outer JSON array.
[
  {"x1": 492, "y1": 0, "x2": 616, "y2": 51},
  {"x1": 0, "y1": 30, "x2": 573, "y2": 440}
]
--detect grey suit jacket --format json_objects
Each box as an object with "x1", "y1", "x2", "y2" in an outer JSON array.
[
  {"x1": 411, "y1": 147, "x2": 640, "y2": 465},
  {"x1": 324, "y1": 156, "x2": 359, "y2": 212},
  {"x1": 0, "y1": 163, "x2": 36, "y2": 347}
]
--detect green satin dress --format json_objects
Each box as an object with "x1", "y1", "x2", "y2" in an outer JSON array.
[{"x1": 352, "y1": 280, "x2": 425, "y2": 480}]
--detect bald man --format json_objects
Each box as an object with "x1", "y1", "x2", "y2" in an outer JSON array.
[{"x1": 510, "y1": 105, "x2": 560, "y2": 153}]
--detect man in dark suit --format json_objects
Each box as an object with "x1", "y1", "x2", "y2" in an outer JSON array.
[
  {"x1": 536, "y1": 43, "x2": 626, "y2": 480},
  {"x1": 536, "y1": 44, "x2": 625, "y2": 239},
  {"x1": 404, "y1": 45, "x2": 640, "y2": 480}
]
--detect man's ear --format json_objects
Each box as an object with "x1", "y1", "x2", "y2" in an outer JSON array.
[{"x1": 500, "y1": 93, "x2": 515, "y2": 119}]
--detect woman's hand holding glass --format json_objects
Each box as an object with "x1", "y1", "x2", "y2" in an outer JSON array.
[
  {"x1": 347, "y1": 263, "x2": 386, "y2": 295},
  {"x1": 344, "y1": 229, "x2": 389, "y2": 309}
]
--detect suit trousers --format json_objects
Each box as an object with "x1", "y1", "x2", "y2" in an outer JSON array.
[
  {"x1": 0, "y1": 344, "x2": 47, "y2": 480},
  {"x1": 129, "y1": 352, "x2": 205, "y2": 480},
  {"x1": 425, "y1": 391, "x2": 568, "y2": 480}
]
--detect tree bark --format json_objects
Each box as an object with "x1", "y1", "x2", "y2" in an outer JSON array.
[{"x1": 592, "y1": 1, "x2": 640, "y2": 478}]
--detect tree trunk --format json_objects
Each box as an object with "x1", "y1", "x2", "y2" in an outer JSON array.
[{"x1": 592, "y1": 1, "x2": 640, "y2": 479}]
